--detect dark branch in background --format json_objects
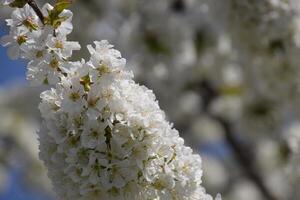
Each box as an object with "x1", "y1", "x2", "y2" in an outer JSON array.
[
  {"x1": 198, "y1": 81, "x2": 279, "y2": 200},
  {"x1": 216, "y1": 117, "x2": 279, "y2": 200},
  {"x1": 171, "y1": 0, "x2": 186, "y2": 12},
  {"x1": 27, "y1": 0, "x2": 45, "y2": 24}
]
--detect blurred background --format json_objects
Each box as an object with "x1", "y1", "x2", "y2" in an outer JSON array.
[{"x1": 0, "y1": 0, "x2": 300, "y2": 200}]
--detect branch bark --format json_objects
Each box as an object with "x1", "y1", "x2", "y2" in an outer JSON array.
[{"x1": 27, "y1": 0, "x2": 44, "y2": 24}]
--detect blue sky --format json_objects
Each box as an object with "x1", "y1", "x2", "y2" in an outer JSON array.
[
  {"x1": 0, "y1": 169, "x2": 53, "y2": 200},
  {"x1": 0, "y1": 22, "x2": 26, "y2": 86}
]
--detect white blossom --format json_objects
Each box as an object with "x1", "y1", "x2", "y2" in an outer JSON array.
[
  {"x1": 46, "y1": 34, "x2": 81, "y2": 59},
  {"x1": 41, "y1": 3, "x2": 73, "y2": 36},
  {"x1": 6, "y1": 4, "x2": 40, "y2": 33},
  {"x1": 0, "y1": 27, "x2": 33, "y2": 59}
]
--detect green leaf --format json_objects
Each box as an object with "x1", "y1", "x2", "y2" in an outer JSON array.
[
  {"x1": 54, "y1": 0, "x2": 72, "y2": 14},
  {"x1": 80, "y1": 74, "x2": 92, "y2": 92},
  {"x1": 9, "y1": 0, "x2": 28, "y2": 8},
  {"x1": 45, "y1": 0, "x2": 72, "y2": 29},
  {"x1": 43, "y1": 77, "x2": 49, "y2": 85}
]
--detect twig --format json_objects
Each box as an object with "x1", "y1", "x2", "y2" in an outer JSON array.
[{"x1": 27, "y1": 0, "x2": 44, "y2": 24}]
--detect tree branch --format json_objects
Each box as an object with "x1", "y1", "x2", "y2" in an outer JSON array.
[
  {"x1": 27, "y1": 0, "x2": 44, "y2": 24},
  {"x1": 213, "y1": 115, "x2": 279, "y2": 200},
  {"x1": 197, "y1": 80, "x2": 279, "y2": 200}
]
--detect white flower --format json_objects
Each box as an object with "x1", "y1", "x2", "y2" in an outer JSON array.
[
  {"x1": 81, "y1": 120, "x2": 107, "y2": 149},
  {"x1": 81, "y1": 152, "x2": 108, "y2": 185},
  {"x1": 87, "y1": 40, "x2": 127, "y2": 75},
  {"x1": 79, "y1": 182, "x2": 107, "y2": 200},
  {"x1": 60, "y1": 60, "x2": 86, "y2": 76},
  {"x1": 65, "y1": 166, "x2": 82, "y2": 183},
  {"x1": 101, "y1": 159, "x2": 136, "y2": 189},
  {"x1": 39, "y1": 88, "x2": 61, "y2": 120},
  {"x1": 60, "y1": 76, "x2": 86, "y2": 114},
  {"x1": 20, "y1": 26, "x2": 52, "y2": 61},
  {"x1": 41, "y1": 3, "x2": 73, "y2": 36},
  {"x1": 84, "y1": 84, "x2": 107, "y2": 120},
  {"x1": 27, "y1": 57, "x2": 62, "y2": 86},
  {"x1": 0, "y1": 28, "x2": 33, "y2": 59},
  {"x1": 46, "y1": 34, "x2": 81, "y2": 59},
  {"x1": 6, "y1": 4, "x2": 40, "y2": 33}
]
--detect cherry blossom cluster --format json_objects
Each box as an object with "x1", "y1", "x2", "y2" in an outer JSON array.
[
  {"x1": 49, "y1": 0, "x2": 300, "y2": 198},
  {"x1": 1, "y1": 2, "x2": 80, "y2": 86},
  {"x1": 1, "y1": 1, "x2": 221, "y2": 199}
]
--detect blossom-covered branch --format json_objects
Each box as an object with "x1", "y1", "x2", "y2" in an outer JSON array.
[{"x1": 0, "y1": 0, "x2": 221, "y2": 199}]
